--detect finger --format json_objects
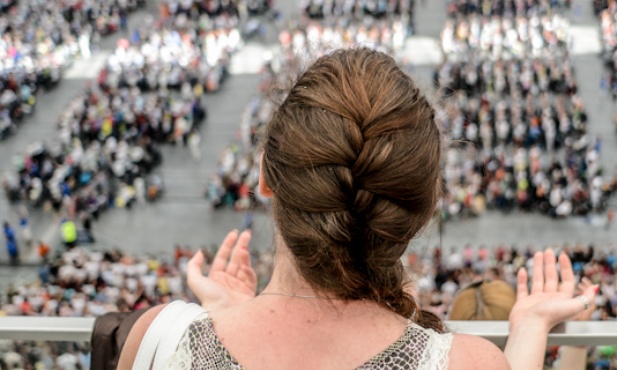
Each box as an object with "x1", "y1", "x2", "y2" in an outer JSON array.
[
  {"x1": 227, "y1": 230, "x2": 251, "y2": 275},
  {"x1": 212, "y1": 230, "x2": 239, "y2": 272},
  {"x1": 241, "y1": 265, "x2": 258, "y2": 293},
  {"x1": 531, "y1": 251, "x2": 544, "y2": 294},
  {"x1": 236, "y1": 264, "x2": 258, "y2": 290},
  {"x1": 580, "y1": 277, "x2": 593, "y2": 288},
  {"x1": 590, "y1": 285, "x2": 599, "y2": 311},
  {"x1": 558, "y1": 252, "x2": 575, "y2": 296},
  {"x1": 576, "y1": 277, "x2": 592, "y2": 295},
  {"x1": 543, "y1": 249, "x2": 558, "y2": 293},
  {"x1": 578, "y1": 285, "x2": 598, "y2": 312},
  {"x1": 553, "y1": 286, "x2": 597, "y2": 325},
  {"x1": 226, "y1": 261, "x2": 240, "y2": 276},
  {"x1": 517, "y1": 267, "x2": 529, "y2": 299},
  {"x1": 186, "y1": 250, "x2": 205, "y2": 287},
  {"x1": 238, "y1": 234, "x2": 253, "y2": 268}
]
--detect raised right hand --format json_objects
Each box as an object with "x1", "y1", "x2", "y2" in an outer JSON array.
[{"x1": 187, "y1": 230, "x2": 258, "y2": 311}]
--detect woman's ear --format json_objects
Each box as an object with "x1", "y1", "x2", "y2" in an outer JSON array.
[{"x1": 259, "y1": 154, "x2": 273, "y2": 198}]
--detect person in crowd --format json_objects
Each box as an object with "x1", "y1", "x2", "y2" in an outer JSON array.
[
  {"x1": 119, "y1": 48, "x2": 596, "y2": 370},
  {"x1": 17, "y1": 206, "x2": 32, "y2": 246},
  {"x1": 448, "y1": 280, "x2": 516, "y2": 320},
  {"x1": 37, "y1": 239, "x2": 50, "y2": 262},
  {"x1": 3, "y1": 221, "x2": 19, "y2": 265},
  {"x1": 447, "y1": 273, "x2": 597, "y2": 369}
]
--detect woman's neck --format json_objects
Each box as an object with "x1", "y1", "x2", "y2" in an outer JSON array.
[
  {"x1": 249, "y1": 244, "x2": 407, "y2": 326},
  {"x1": 263, "y1": 246, "x2": 322, "y2": 297}
]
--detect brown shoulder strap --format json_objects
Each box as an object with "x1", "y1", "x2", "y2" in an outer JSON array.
[{"x1": 90, "y1": 309, "x2": 148, "y2": 370}]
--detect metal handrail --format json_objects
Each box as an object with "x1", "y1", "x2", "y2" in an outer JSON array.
[
  {"x1": 0, "y1": 317, "x2": 96, "y2": 342},
  {"x1": 1, "y1": 317, "x2": 617, "y2": 346}
]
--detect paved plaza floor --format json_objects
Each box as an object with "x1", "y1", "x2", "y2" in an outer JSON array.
[{"x1": 0, "y1": 0, "x2": 616, "y2": 281}]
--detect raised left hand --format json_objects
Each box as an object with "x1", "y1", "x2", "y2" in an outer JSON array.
[{"x1": 509, "y1": 249, "x2": 597, "y2": 332}]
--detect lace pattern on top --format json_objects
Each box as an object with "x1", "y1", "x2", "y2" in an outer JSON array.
[{"x1": 165, "y1": 312, "x2": 453, "y2": 370}]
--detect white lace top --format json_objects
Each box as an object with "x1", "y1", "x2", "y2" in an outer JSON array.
[{"x1": 166, "y1": 312, "x2": 453, "y2": 369}]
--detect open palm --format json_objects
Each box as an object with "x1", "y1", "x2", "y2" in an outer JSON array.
[
  {"x1": 509, "y1": 249, "x2": 596, "y2": 331},
  {"x1": 187, "y1": 230, "x2": 258, "y2": 311}
]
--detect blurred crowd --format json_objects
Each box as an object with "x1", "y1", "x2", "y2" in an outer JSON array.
[
  {"x1": 279, "y1": 19, "x2": 409, "y2": 55},
  {"x1": 163, "y1": 0, "x2": 273, "y2": 20},
  {"x1": 0, "y1": 0, "x2": 147, "y2": 139},
  {"x1": 3, "y1": 1, "x2": 251, "y2": 240},
  {"x1": 208, "y1": 0, "x2": 617, "y2": 219},
  {"x1": 434, "y1": 2, "x2": 617, "y2": 219},
  {"x1": 301, "y1": 0, "x2": 416, "y2": 34},
  {"x1": 205, "y1": 64, "x2": 272, "y2": 210},
  {"x1": 595, "y1": 0, "x2": 617, "y2": 105},
  {"x1": 161, "y1": 0, "x2": 275, "y2": 41},
  {"x1": 5, "y1": 242, "x2": 617, "y2": 368},
  {"x1": 2, "y1": 65, "x2": 214, "y2": 225},
  {"x1": 102, "y1": 25, "x2": 240, "y2": 94},
  {"x1": 440, "y1": 13, "x2": 569, "y2": 58},
  {"x1": 445, "y1": 0, "x2": 571, "y2": 18}
]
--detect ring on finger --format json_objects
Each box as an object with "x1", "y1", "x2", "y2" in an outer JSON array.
[{"x1": 575, "y1": 295, "x2": 590, "y2": 310}]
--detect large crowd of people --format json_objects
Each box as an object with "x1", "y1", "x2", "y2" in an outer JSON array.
[
  {"x1": 0, "y1": 0, "x2": 147, "y2": 140},
  {"x1": 434, "y1": 3, "x2": 617, "y2": 219},
  {"x1": 102, "y1": 25, "x2": 240, "y2": 95},
  {"x1": 161, "y1": 0, "x2": 276, "y2": 41},
  {"x1": 3, "y1": 0, "x2": 617, "y2": 368},
  {"x1": 300, "y1": 0, "x2": 416, "y2": 43},
  {"x1": 302, "y1": 0, "x2": 415, "y2": 22},
  {"x1": 207, "y1": 2, "x2": 617, "y2": 219},
  {"x1": 445, "y1": 0, "x2": 571, "y2": 18},
  {"x1": 3, "y1": 242, "x2": 617, "y2": 368},
  {"x1": 163, "y1": 0, "x2": 273, "y2": 20},
  {"x1": 435, "y1": 54, "x2": 615, "y2": 218},
  {"x1": 2, "y1": 0, "x2": 248, "y2": 237},
  {"x1": 594, "y1": 0, "x2": 617, "y2": 105}
]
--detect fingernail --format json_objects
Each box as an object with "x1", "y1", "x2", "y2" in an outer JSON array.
[{"x1": 595, "y1": 285, "x2": 600, "y2": 294}]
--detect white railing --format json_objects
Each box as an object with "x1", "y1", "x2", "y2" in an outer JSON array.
[
  {"x1": 0, "y1": 317, "x2": 95, "y2": 342},
  {"x1": 1, "y1": 317, "x2": 617, "y2": 346}
]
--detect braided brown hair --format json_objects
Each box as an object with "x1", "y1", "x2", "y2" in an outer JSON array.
[{"x1": 262, "y1": 48, "x2": 443, "y2": 331}]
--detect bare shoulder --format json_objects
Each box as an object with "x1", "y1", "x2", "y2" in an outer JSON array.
[
  {"x1": 117, "y1": 304, "x2": 168, "y2": 370},
  {"x1": 448, "y1": 334, "x2": 511, "y2": 370}
]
